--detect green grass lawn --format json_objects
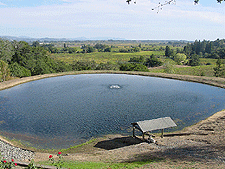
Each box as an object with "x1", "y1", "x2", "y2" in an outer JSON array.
[{"x1": 39, "y1": 159, "x2": 162, "y2": 169}]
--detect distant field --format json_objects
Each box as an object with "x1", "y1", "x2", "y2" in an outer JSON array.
[
  {"x1": 50, "y1": 50, "x2": 224, "y2": 78},
  {"x1": 50, "y1": 51, "x2": 165, "y2": 64},
  {"x1": 148, "y1": 65, "x2": 215, "y2": 77}
]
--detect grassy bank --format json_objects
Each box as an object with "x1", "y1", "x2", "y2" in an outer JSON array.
[{"x1": 39, "y1": 158, "x2": 162, "y2": 169}]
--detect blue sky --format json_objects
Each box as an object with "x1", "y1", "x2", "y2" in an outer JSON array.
[{"x1": 0, "y1": 0, "x2": 224, "y2": 41}]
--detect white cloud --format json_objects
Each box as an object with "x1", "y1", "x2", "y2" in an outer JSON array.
[
  {"x1": 0, "y1": 2, "x2": 6, "y2": 6},
  {"x1": 0, "y1": 0, "x2": 224, "y2": 40}
]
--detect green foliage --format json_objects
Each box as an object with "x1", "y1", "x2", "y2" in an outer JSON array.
[
  {"x1": 120, "y1": 63, "x2": 149, "y2": 72},
  {"x1": 32, "y1": 41, "x2": 40, "y2": 47},
  {"x1": 27, "y1": 160, "x2": 37, "y2": 169},
  {"x1": 42, "y1": 158, "x2": 161, "y2": 169},
  {"x1": 163, "y1": 61, "x2": 175, "y2": 74},
  {"x1": 145, "y1": 54, "x2": 163, "y2": 67},
  {"x1": 81, "y1": 45, "x2": 95, "y2": 53},
  {"x1": 173, "y1": 53, "x2": 187, "y2": 65},
  {"x1": 96, "y1": 62, "x2": 120, "y2": 70},
  {"x1": 119, "y1": 47, "x2": 141, "y2": 53},
  {"x1": 129, "y1": 56, "x2": 145, "y2": 63},
  {"x1": 188, "y1": 54, "x2": 200, "y2": 66},
  {"x1": 49, "y1": 152, "x2": 64, "y2": 169},
  {"x1": 165, "y1": 46, "x2": 172, "y2": 57},
  {"x1": 1, "y1": 39, "x2": 224, "y2": 81},
  {"x1": 9, "y1": 62, "x2": 31, "y2": 77},
  {"x1": 104, "y1": 47, "x2": 112, "y2": 52},
  {"x1": 0, "y1": 60, "x2": 10, "y2": 81},
  {"x1": 0, "y1": 39, "x2": 74, "y2": 80},
  {"x1": 183, "y1": 39, "x2": 225, "y2": 59},
  {"x1": 71, "y1": 60, "x2": 97, "y2": 71},
  {"x1": 94, "y1": 43, "x2": 111, "y2": 52},
  {"x1": 10, "y1": 41, "x2": 63, "y2": 76},
  {"x1": 213, "y1": 58, "x2": 224, "y2": 77},
  {"x1": 0, "y1": 155, "x2": 17, "y2": 169},
  {"x1": 0, "y1": 39, "x2": 15, "y2": 62}
]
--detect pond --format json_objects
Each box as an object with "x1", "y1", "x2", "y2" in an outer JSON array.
[{"x1": 0, "y1": 74, "x2": 225, "y2": 149}]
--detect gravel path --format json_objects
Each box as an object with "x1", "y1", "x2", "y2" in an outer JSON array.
[{"x1": 0, "y1": 140, "x2": 34, "y2": 161}]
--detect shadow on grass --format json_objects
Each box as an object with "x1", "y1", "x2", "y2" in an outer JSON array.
[{"x1": 94, "y1": 136, "x2": 144, "y2": 150}]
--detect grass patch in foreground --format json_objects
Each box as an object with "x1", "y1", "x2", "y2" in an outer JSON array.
[
  {"x1": 60, "y1": 138, "x2": 97, "y2": 154},
  {"x1": 40, "y1": 159, "x2": 161, "y2": 169}
]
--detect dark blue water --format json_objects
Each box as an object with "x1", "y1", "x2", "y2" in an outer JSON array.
[{"x1": 0, "y1": 74, "x2": 225, "y2": 149}]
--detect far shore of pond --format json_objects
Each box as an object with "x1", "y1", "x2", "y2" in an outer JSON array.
[{"x1": 1, "y1": 70, "x2": 225, "y2": 91}]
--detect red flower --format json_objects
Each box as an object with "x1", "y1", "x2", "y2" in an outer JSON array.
[
  {"x1": 3, "y1": 160, "x2": 7, "y2": 163},
  {"x1": 58, "y1": 152, "x2": 62, "y2": 155},
  {"x1": 15, "y1": 163, "x2": 17, "y2": 166},
  {"x1": 49, "y1": 155, "x2": 53, "y2": 158},
  {"x1": 12, "y1": 159, "x2": 14, "y2": 162}
]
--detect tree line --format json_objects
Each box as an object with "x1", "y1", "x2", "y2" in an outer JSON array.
[
  {"x1": 183, "y1": 39, "x2": 225, "y2": 59},
  {"x1": 0, "y1": 40, "x2": 71, "y2": 81},
  {"x1": 1, "y1": 39, "x2": 225, "y2": 82},
  {"x1": 0, "y1": 39, "x2": 148, "y2": 81},
  {"x1": 164, "y1": 39, "x2": 225, "y2": 66},
  {"x1": 164, "y1": 39, "x2": 225, "y2": 77}
]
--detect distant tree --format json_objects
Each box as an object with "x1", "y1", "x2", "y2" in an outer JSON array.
[
  {"x1": 132, "y1": 47, "x2": 141, "y2": 52},
  {"x1": 96, "y1": 62, "x2": 119, "y2": 70},
  {"x1": 120, "y1": 63, "x2": 149, "y2": 72},
  {"x1": 145, "y1": 54, "x2": 162, "y2": 67},
  {"x1": 173, "y1": 53, "x2": 187, "y2": 65},
  {"x1": 129, "y1": 56, "x2": 145, "y2": 63},
  {"x1": 205, "y1": 42, "x2": 213, "y2": 54},
  {"x1": 0, "y1": 39, "x2": 14, "y2": 62},
  {"x1": 104, "y1": 47, "x2": 112, "y2": 52},
  {"x1": 188, "y1": 54, "x2": 200, "y2": 66},
  {"x1": 71, "y1": 60, "x2": 97, "y2": 70},
  {"x1": 47, "y1": 45, "x2": 59, "y2": 53},
  {"x1": 0, "y1": 60, "x2": 10, "y2": 81},
  {"x1": 87, "y1": 46, "x2": 95, "y2": 53},
  {"x1": 218, "y1": 48, "x2": 225, "y2": 59},
  {"x1": 163, "y1": 61, "x2": 175, "y2": 74},
  {"x1": 81, "y1": 45, "x2": 95, "y2": 53},
  {"x1": 193, "y1": 40, "x2": 201, "y2": 55},
  {"x1": 183, "y1": 43, "x2": 192, "y2": 57},
  {"x1": 32, "y1": 41, "x2": 40, "y2": 47},
  {"x1": 94, "y1": 43, "x2": 109, "y2": 52},
  {"x1": 213, "y1": 58, "x2": 224, "y2": 77},
  {"x1": 68, "y1": 47, "x2": 77, "y2": 54},
  {"x1": 10, "y1": 41, "x2": 60, "y2": 76},
  {"x1": 9, "y1": 62, "x2": 31, "y2": 77},
  {"x1": 165, "y1": 46, "x2": 172, "y2": 57}
]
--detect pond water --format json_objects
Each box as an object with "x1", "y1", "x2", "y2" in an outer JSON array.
[{"x1": 0, "y1": 74, "x2": 225, "y2": 149}]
